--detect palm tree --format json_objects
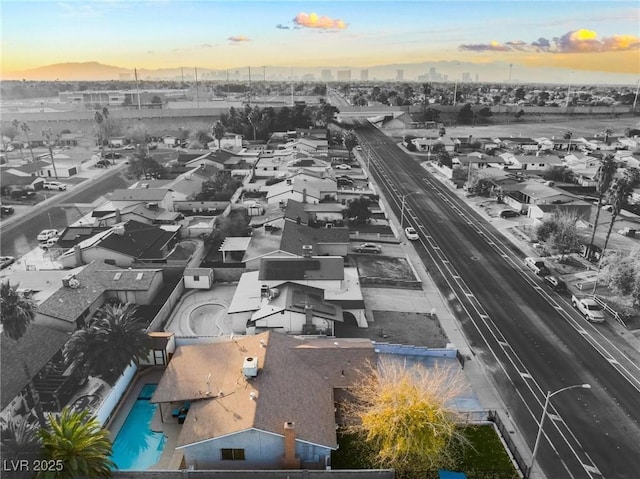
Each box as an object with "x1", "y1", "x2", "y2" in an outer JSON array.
[
  {"x1": 63, "y1": 304, "x2": 150, "y2": 383},
  {"x1": 343, "y1": 130, "x2": 358, "y2": 160},
  {"x1": 1, "y1": 282, "x2": 47, "y2": 427},
  {"x1": 587, "y1": 155, "x2": 617, "y2": 258},
  {"x1": 211, "y1": 120, "x2": 226, "y2": 151},
  {"x1": 601, "y1": 169, "x2": 640, "y2": 256},
  {"x1": 1, "y1": 415, "x2": 42, "y2": 464},
  {"x1": 20, "y1": 122, "x2": 35, "y2": 162},
  {"x1": 38, "y1": 407, "x2": 115, "y2": 478},
  {"x1": 41, "y1": 128, "x2": 59, "y2": 180},
  {"x1": 10, "y1": 119, "x2": 25, "y2": 162},
  {"x1": 563, "y1": 131, "x2": 573, "y2": 152}
]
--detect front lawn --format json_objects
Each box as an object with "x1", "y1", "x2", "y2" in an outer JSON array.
[{"x1": 332, "y1": 425, "x2": 519, "y2": 479}]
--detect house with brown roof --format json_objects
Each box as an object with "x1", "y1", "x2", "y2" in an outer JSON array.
[
  {"x1": 35, "y1": 260, "x2": 164, "y2": 332},
  {"x1": 266, "y1": 174, "x2": 337, "y2": 205},
  {"x1": 151, "y1": 332, "x2": 376, "y2": 470},
  {"x1": 57, "y1": 220, "x2": 179, "y2": 268}
]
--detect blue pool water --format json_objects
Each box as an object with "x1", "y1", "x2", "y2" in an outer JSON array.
[{"x1": 110, "y1": 383, "x2": 166, "y2": 470}]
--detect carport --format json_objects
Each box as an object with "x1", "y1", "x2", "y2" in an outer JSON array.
[{"x1": 219, "y1": 236, "x2": 252, "y2": 263}]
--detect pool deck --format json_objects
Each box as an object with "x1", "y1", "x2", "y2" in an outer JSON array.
[{"x1": 164, "y1": 286, "x2": 236, "y2": 337}]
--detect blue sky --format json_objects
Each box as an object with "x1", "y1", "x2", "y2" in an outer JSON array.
[{"x1": 1, "y1": 1, "x2": 638, "y2": 78}]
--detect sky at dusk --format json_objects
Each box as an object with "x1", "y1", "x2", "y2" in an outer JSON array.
[{"x1": 1, "y1": 0, "x2": 639, "y2": 81}]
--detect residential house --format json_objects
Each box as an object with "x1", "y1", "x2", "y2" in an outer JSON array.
[
  {"x1": 503, "y1": 153, "x2": 562, "y2": 171},
  {"x1": 56, "y1": 225, "x2": 111, "y2": 250},
  {"x1": 94, "y1": 203, "x2": 183, "y2": 227},
  {"x1": 157, "y1": 130, "x2": 189, "y2": 147},
  {"x1": 528, "y1": 203, "x2": 594, "y2": 226},
  {"x1": 36, "y1": 260, "x2": 164, "y2": 332},
  {"x1": 1, "y1": 323, "x2": 76, "y2": 421},
  {"x1": 57, "y1": 220, "x2": 180, "y2": 268},
  {"x1": 207, "y1": 133, "x2": 243, "y2": 151},
  {"x1": 411, "y1": 137, "x2": 455, "y2": 152},
  {"x1": 151, "y1": 332, "x2": 376, "y2": 469},
  {"x1": 279, "y1": 221, "x2": 350, "y2": 257},
  {"x1": 303, "y1": 203, "x2": 345, "y2": 224},
  {"x1": 110, "y1": 188, "x2": 174, "y2": 211},
  {"x1": 502, "y1": 180, "x2": 585, "y2": 214},
  {"x1": 266, "y1": 175, "x2": 337, "y2": 205},
  {"x1": 281, "y1": 138, "x2": 328, "y2": 154},
  {"x1": 496, "y1": 137, "x2": 539, "y2": 152}
]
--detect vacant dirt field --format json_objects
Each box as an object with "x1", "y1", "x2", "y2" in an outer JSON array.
[
  {"x1": 354, "y1": 255, "x2": 416, "y2": 281},
  {"x1": 383, "y1": 116, "x2": 640, "y2": 140}
]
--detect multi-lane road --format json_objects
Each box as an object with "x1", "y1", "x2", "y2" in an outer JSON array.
[{"x1": 354, "y1": 121, "x2": 640, "y2": 479}]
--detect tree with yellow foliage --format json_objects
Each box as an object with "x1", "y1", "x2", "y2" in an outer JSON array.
[{"x1": 342, "y1": 358, "x2": 467, "y2": 473}]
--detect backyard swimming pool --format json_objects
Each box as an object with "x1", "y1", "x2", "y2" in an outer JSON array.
[{"x1": 110, "y1": 384, "x2": 166, "y2": 471}]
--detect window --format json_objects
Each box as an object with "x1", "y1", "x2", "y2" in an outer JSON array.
[
  {"x1": 193, "y1": 275, "x2": 200, "y2": 281},
  {"x1": 221, "y1": 448, "x2": 245, "y2": 460},
  {"x1": 105, "y1": 259, "x2": 116, "y2": 266}
]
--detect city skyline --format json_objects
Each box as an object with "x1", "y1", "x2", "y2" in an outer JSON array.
[{"x1": 1, "y1": 1, "x2": 639, "y2": 83}]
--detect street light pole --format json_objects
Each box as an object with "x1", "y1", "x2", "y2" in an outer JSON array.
[{"x1": 528, "y1": 383, "x2": 591, "y2": 478}]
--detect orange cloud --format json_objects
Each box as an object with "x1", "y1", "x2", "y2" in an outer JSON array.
[
  {"x1": 460, "y1": 29, "x2": 639, "y2": 54},
  {"x1": 293, "y1": 12, "x2": 347, "y2": 30},
  {"x1": 228, "y1": 35, "x2": 250, "y2": 43}
]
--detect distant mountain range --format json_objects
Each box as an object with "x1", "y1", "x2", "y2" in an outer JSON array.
[{"x1": 2, "y1": 60, "x2": 637, "y2": 85}]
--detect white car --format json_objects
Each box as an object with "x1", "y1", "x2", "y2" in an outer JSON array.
[
  {"x1": 43, "y1": 181, "x2": 67, "y2": 191},
  {"x1": 123, "y1": 144, "x2": 135, "y2": 150},
  {"x1": 335, "y1": 163, "x2": 351, "y2": 170},
  {"x1": 37, "y1": 229, "x2": 59, "y2": 241},
  {"x1": 355, "y1": 145, "x2": 362, "y2": 151},
  {"x1": 405, "y1": 226, "x2": 419, "y2": 241},
  {"x1": 571, "y1": 295, "x2": 605, "y2": 323}
]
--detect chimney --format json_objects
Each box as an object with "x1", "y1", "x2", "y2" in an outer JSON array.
[
  {"x1": 115, "y1": 209, "x2": 121, "y2": 223},
  {"x1": 302, "y1": 188, "x2": 307, "y2": 204},
  {"x1": 281, "y1": 422, "x2": 301, "y2": 469},
  {"x1": 302, "y1": 245, "x2": 313, "y2": 258},
  {"x1": 73, "y1": 245, "x2": 83, "y2": 267}
]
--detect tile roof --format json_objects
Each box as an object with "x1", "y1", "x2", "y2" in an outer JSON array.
[
  {"x1": 259, "y1": 257, "x2": 344, "y2": 282},
  {"x1": 280, "y1": 222, "x2": 350, "y2": 256},
  {"x1": 284, "y1": 199, "x2": 310, "y2": 225},
  {"x1": 56, "y1": 226, "x2": 110, "y2": 249},
  {"x1": 0, "y1": 172, "x2": 42, "y2": 187},
  {"x1": 37, "y1": 261, "x2": 163, "y2": 323},
  {"x1": 110, "y1": 188, "x2": 170, "y2": 202},
  {"x1": 3, "y1": 160, "x2": 50, "y2": 175},
  {"x1": 152, "y1": 332, "x2": 375, "y2": 449},
  {"x1": 95, "y1": 220, "x2": 178, "y2": 258},
  {"x1": 1, "y1": 324, "x2": 71, "y2": 409}
]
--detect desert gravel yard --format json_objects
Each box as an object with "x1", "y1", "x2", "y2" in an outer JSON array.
[{"x1": 354, "y1": 255, "x2": 417, "y2": 281}]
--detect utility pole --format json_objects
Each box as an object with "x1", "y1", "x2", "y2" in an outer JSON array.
[
  {"x1": 248, "y1": 66, "x2": 251, "y2": 106},
  {"x1": 262, "y1": 66, "x2": 266, "y2": 104},
  {"x1": 633, "y1": 78, "x2": 640, "y2": 111},
  {"x1": 194, "y1": 67, "x2": 200, "y2": 109},
  {"x1": 134, "y1": 68, "x2": 141, "y2": 110}
]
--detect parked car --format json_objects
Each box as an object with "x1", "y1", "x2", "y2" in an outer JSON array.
[
  {"x1": 37, "y1": 229, "x2": 59, "y2": 241},
  {"x1": 543, "y1": 275, "x2": 567, "y2": 292},
  {"x1": 499, "y1": 209, "x2": 519, "y2": 218},
  {"x1": 43, "y1": 181, "x2": 67, "y2": 191},
  {"x1": 96, "y1": 159, "x2": 110, "y2": 168},
  {"x1": 618, "y1": 227, "x2": 636, "y2": 237},
  {"x1": 353, "y1": 243, "x2": 381, "y2": 254},
  {"x1": 1, "y1": 206, "x2": 15, "y2": 217},
  {"x1": 123, "y1": 144, "x2": 135, "y2": 150},
  {"x1": 524, "y1": 257, "x2": 550, "y2": 276},
  {"x1": 571, "y1": 294, "x2": 605, "y2": 323},
  {"x1": 335, "y1": 163, "x2": 351, "y2": 170},
  {"x1": 40, "y1": 237, "x2": 59, "y2": 250},
  {"x1": 0, "y1": 256, "x2": 16, "y2": 270},
  {"x1": 103, "y1": 152, "x2": 122, "y2": 159},
  {"x1": 355, "y1": 145, "x2": 362, "y2": 151},
  {"x1": 405, "y1": 226, "x2": 419, "y2": 241},
  {"x1": 337, "y1": 178, "x2": 354, "y2": 187}
]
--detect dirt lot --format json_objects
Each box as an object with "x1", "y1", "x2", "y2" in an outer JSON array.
[
  {"x1": 354, "y1": 255, "x2": 416, "y2": 281},
  {"x1": 383, "y1": 116, "x2": 640, "y2": 141}
]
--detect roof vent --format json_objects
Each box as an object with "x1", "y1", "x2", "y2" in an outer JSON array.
[
  {"x1": 113, "y1": 225, "x2": 125, "y2": 236},
  {"x1": 243, "y1": 357, "x2": 258, "y2": 378},
  {"x1": 147, "y1": 202, "x2": 158, "y2": 210}
]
